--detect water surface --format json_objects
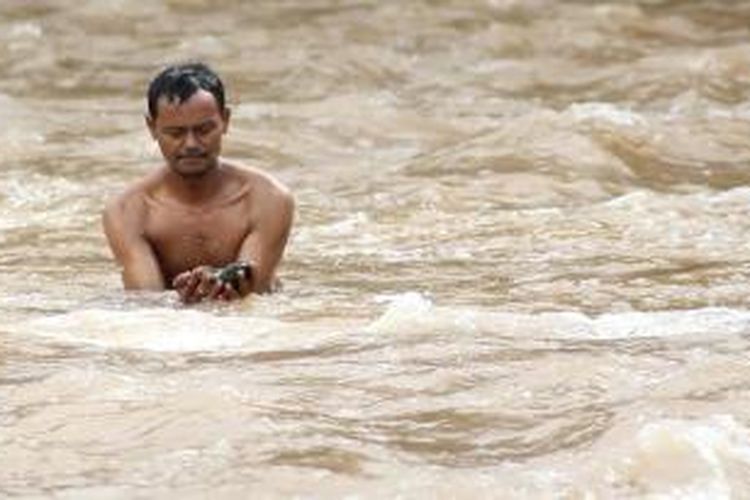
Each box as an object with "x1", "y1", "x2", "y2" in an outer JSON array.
[{"x1": 3, "y1": 1, "x2": 750, "y2": 498}]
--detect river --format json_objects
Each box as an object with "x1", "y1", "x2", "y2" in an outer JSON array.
[{"x1": 3, "y1": 0, "x2": 750, "y2": 498}]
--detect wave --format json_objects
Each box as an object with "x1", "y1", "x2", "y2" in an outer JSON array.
[
  {"x1": 576, "y1": 414, "x2": 750, "y2": 498},
  {"x1": 368, "y1": 292, "x2": 750, "y2": 340},
  {"x1": 398, "y1": 102, "x2": 750, "y2": 204},
  {"x1": 10, "y1": 292, "x2": 750, "y2": 353}
]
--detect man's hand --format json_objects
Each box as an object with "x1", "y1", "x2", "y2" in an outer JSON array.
[{"x1": 172, "y1": 263, "x2": 252, "y2": 304}]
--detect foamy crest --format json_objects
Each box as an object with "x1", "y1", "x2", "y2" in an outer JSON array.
[
  {"x1": 15, "y1": 297, "x2": 750, "y2": 353},
  {"x1": 566, "y1": 102, "x2": 646, "y2": 128},
  {"x1": 366, "y1": 293, "x2": 750, "y2": 340},
  {"x1": 367, "y1": 292, "x2": 435, "y2": 333},
  {"x1": 618, "y1": 415, "x2": 750, "y2": 498},
  {"x1": 10, "y1": 308, "x2": 296, "y2": 352}
]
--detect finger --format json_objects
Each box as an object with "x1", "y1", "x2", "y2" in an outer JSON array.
[
  {"x1": 173, "y1": 274, "x2": 190, "y2": 303},
  {"x1": 209, "y1": 281, "x2": 228, "y2": 300},
  {"x1": 196, "y1": 271, "x2": 219, "y2": 298},
  {"x1": 222, "y1": 285, "x2": 240, "y2": 301},
  {"x1": 182, "y1": 271, "x2": 203, "y2": 303},
  {"x1": 172, "y1": 271, "x2": 190, "y2": 290}
]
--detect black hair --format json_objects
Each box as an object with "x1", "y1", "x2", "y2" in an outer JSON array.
[{"x1": 147, "y1": 62, "x2": 226, "y2": 118}]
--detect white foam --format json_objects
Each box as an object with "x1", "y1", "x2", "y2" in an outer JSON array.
[
  {"x1": 15, "y1": 295, "x2": 750, "y2": 353},
  {"x1": 616, "y1": 415, "x2": 750, "y2": 498},
  {"x1": 10, "y1": 308, "x2": 297, "y2": 352},
  {"x1": 367, "y1": 292, "x2": 434, "y2": 333},
  {"x1": 566, "y1": 102, "x2": 646, "y2": 128},
  {"x1": 366, "y1": 293, "x2": 750, "y2": 340}
]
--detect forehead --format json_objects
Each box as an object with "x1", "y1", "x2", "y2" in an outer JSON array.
[{"x1": 153, "y1": 89, "x2": 223, "y2": 126}]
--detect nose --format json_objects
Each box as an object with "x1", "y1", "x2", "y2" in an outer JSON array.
[{"x1": 184, "y1": 129, "x2": 199, "y2": 149}]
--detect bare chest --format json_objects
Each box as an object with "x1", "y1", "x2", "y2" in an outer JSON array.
[{"x1": 144, "y1": 203, "x2": 251, "y2": 281}]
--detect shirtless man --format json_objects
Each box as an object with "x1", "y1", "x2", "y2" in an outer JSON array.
[{"x1": 103, "y1": 62, "x2": 294, "y2": 303}]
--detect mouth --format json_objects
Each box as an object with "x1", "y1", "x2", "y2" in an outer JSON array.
[{"x1": 177, "y1": 155, "x2": 208, "y2": 163}]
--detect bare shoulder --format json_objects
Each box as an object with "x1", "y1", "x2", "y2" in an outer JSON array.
[
  {"x1": 226, "y1": 162, "x2": 295, "y2": 211},
  {"x1": 102, "y1": 173, "x2": 157, "y2": 227}
]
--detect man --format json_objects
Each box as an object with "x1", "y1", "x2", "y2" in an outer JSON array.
[{"x1": 103, "y1": 62, "x2": 294, "y2": 303}]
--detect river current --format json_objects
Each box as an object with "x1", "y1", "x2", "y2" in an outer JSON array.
[{"x1": 3, "y1": 1, "x2": 750, "y2": 498}]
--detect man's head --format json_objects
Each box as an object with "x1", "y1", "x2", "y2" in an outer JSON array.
[{"x1": 146, "y1": 62, "x2": 231, "y2": 178}]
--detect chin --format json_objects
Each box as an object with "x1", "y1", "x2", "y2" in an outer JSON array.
[{"x1": 171, "y1": 160, "x2": 216, "y2": 178}]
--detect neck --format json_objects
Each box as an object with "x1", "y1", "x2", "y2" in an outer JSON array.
[{"x1": 163, "y1": 161, "x2": 225, "y2": 203}]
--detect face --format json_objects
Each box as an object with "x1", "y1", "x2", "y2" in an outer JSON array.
[{"x1": 147, "y1": 89, "x2": 230, "y2": 178}]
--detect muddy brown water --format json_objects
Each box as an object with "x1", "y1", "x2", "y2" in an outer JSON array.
[{"x1": 3, "y1": 1, "x2": 750, "y2": 498}]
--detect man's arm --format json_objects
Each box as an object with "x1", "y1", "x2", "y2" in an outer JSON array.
[
  {"x1": 102, "y1": 195, "x2": 165, "y2": 290},
  {"x1": 236, "y1": 186, "x2": 295, "y2": 294}
]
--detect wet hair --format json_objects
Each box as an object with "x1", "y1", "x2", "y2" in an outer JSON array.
[{"x1": 147, "y1": 62, "x2": 226, "y2": 118}]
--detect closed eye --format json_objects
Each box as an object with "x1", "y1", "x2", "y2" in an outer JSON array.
[{"x1": 162, "y1": 127, "x2": 187, "y2": 139}]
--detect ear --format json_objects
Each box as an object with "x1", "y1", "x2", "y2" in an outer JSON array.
[
  {"x1": 145, "y1": 114, "x2": 157, "y2": 140},
  {"x1": 221, "y1": 107, "x2": 231, "y2": 133}
]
